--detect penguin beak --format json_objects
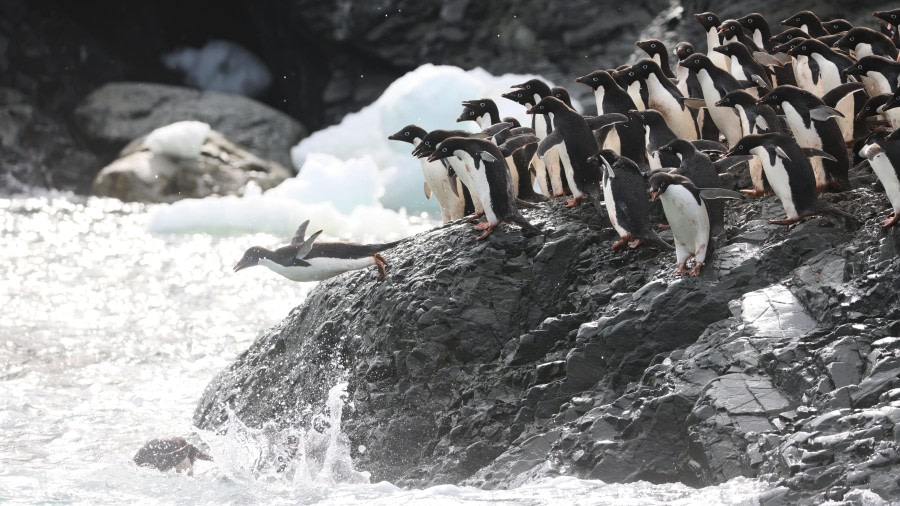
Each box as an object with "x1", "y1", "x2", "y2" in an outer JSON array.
[
  {"x1": 574, "y1": 75, "x2": 587, "y2": 84},
  {"x1": 387, "y1": 132, "x2": 402, "y2": 141},
  {"x1": 525, "y1": 106, "x2": 535, "y2": 115},
  {"x1": 456, "y1": 112, "x2": 469, "y2": 122},
  {"x1": 426, "y1": 153, "x2": 440, "y2": 163},
  {"x1": 650, "y1": 190, "x2": 659, "y2": 202},
  {"x1": 716, "y1": 27, "x2": 728, "y2": 37},
  {"x1": 511, "y1": 83, "x2": 527, "y2": 90},
  {"x1": 234, "y1": 258, "x2": 255, "y2": 272}
]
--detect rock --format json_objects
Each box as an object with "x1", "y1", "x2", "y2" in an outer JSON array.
[
  {"x1": 73, "y1": 82, "x2": 306, "y2": 169},
  {"x1": 91, "y1": 127, "x2": 290, "y2": 203}
]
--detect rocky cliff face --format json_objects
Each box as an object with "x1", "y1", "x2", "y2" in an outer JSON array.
[{"x1": 194, "y1": 163, "x2": 900, "y2": 503}]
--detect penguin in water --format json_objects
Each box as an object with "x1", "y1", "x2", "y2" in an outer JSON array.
[
  {"x1": 649, "y1": 172, "x2": 743, "y2": 276},
  {"x1": 860, "y1": 131, "x2": 900, "y2": 227},
  {"x1": 388, "y1": 124, "x2": 466, "y2": 222},
  {"x1": 725, "y1": 133, "x2": 858, "y2": 225},
  {"x1": 588, "y1": 149, "x2": 673, "y2": 251},
  {"x1": 656, "y1": 138, "x2": 728, "y2": 235},
  {"x1": 758, "y1": 85, "x2": 851, "y2": 192},
  {"x1": 133, "y1": 437, "x2": 212, "y2": 476},
  {"x1": 527, "y1": 96, "x2": 626, "y2": 208},
  {"x1": 234, "y1": 220, "x2": 403, "y2": 281},
  {"x1": 428, "y1": 136, "x2": 542, "y2": 240}
]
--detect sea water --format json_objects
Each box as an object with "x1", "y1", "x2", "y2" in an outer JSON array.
[{"x1": 0, "y1": 192, "x2": 773, "y2": 504}]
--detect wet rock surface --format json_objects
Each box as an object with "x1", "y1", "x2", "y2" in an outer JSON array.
[{"x1": 196, "y1": 174, "x2": 900, "y2": 502}]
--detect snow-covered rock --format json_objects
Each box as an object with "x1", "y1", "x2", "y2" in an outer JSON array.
[{"x1": 144, "y1": 121, "x2": 211, "y2": 159}]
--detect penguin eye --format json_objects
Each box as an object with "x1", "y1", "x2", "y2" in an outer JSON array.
[
  {"x1": 479, "y1": 103, "x2": 484, "y2": 107},
  {"x1": 526, "y1": 85, "x2": 531, "y2": 89},
  {"x1": 850, "y1": 37, "x2": 855, "y2": 41},
  {"x1": 539, "y1": 105, "x2": 544, "y2": 109},
  {"x1": 748, "y1": 19, "x2": 754, "y2": 23},
  {"x1": 642, "y1": 64, "x2": 647, "y2": 69},
  {"x1": 516, "y1": 93, "x2": 522, "y2": 97},
  {"x1": 404, "y1": 132, "x2": 409, "y2": 136},
  {"x1": 738, "y1": 144, "x2": 743, "y2": 149},
  {"x1": 470, "y1": 111, "x2": 475, "y2": 115},
  {"x1": 707, "y1": 16, "x2": 712, "y2": 20},
  {"x1": 858, "y1": 64, "x2": 863, "y2": 69},
  {"x1": 593, "y1": 77, "x2": 598, "y2": 81},
  {"x1": 628, "y1": 71, "x2": 634, "y2": 76},
  {"x1": 442, "y1": 148, "x2": 447, "y2": 152},
  {"x1": 795, "y1": 17, "x2": 800, "y2": 21},
  {"x1": 650, "y1": 43, "x2": 656, "y2": 48},
  {"x1": 802, "y1": 46, "x2": 806, "y2": 50}
]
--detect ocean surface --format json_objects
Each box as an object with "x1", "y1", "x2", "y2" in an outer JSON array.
[{"x1": 0, "y1": 192, "x2": 772, "y2": 504}]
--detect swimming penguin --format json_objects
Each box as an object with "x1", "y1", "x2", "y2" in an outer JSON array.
[
  {"x1": 457, "y1": 99, "x2": 501, "y2": 129},
  {"x1": 133, "y1": 437, "x2": 212, "y2": 476},
  {"x1": 621, "y1": 59, "x2": 699, "y2": 140},
  {"x1": 234, "y1": 220, "x2": 403, "y2": 281},
  {"x1": 860, "y1": 132, "x2": 900, "y2": 227},
  {"x1": 757, "y1": 85, "x2": 851, "y2": 191},
  {"x1": 679, "y1": 53, "x2": 744, "y2": 146},
  {"x1": 389, "y1": 125, "x2": 466, "y2": 222},
  {"x1": 725, "y1": 133, "x2": 857, "y2": 224},
  {"x1": 656, "y1": 138, "x2": 728, "y2": 235},
  {"x1": 636, "y1": 39, "x2": 676, "y2": 79},
  {"x1": 528, "y1": 97, "x2": 626, "y2": 208},
  {"x1": 693, "y1": 12, "x2": 730, "y2": 72},
  {"x1": 834, "y1": 27, "x2": 899, "y2": 60},
  {"x1": 428, "y1": 136, "x2": 542, "y2": 240},
  {"x1": 780, "y1": 10, "x2": 828, "y2": 37},
  {"x1": 649, "y1": 172, "x2": 743, "y2": 276},
  {"x1": 713, "y1": 42, "x2": 773, "y2": 92},
  {"x1": 574, "y1": 69, "x2": 641, "y2": 154},
  {"x1": 588, "y1": 149, "x2": 673, "y2": 251}
]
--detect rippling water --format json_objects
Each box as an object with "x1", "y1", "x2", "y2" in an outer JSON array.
[{"x1": 0, "y1": 193, "x2": 769, "y2": 504}]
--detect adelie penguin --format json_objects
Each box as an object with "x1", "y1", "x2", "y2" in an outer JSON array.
[
  {"x1": 656, "y1": 139, "x2": 728, "y2": 236},
  {"x1": 649, "y1": 172, "x2": 743, "y2": 276},
  {"x1": 679, "y1": 53, "x2": 744, "y2": 146},
  {"x1": 234, "y1": 220, "x2": 403, "y2": 281},
  {"x1": 457, "y1": 98, "x2": 501, "y2": 128},
  {"x1": 860, "y1": 132, "x2": 900, "y2": 227},
  {"x1": 620, "y1": 59, "x2": 699, "y2": 140},
  {"x1": 588, "y1": 149, "x2": 673, "y2": 251},
  {"x1": 725, "y1": 133, "x2": 858, "y2": 225},
  {"x1": 574, "y1": 69, "x2": 641, "y2": 154},
  {"x1": 133, "y1": 437, "x2": 212, "y2": 477},
  {"x1": 428, "y1": 136, "x2": 542, "y2": 240}
]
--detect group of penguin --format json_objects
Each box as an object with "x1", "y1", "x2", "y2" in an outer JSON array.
[{"x1": 233, "y1": 8, "x2": 900, "y2": 284}]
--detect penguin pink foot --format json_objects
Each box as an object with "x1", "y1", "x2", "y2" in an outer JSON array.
[
  {"x1": 675, "y1": 264, "x2": 688, "y2": 276},
  {"x1": 688, "y1": 263, "x2": 703, "y2": 277},
  {"x1": 467, "y1": 211, "x2": 485, "y2": 223},
  {"x1": 374, "y1": 253, "x2": 388, "y2": 280},
  {"x1": 627, "y1": 239, "x2": 644, "y2": 249},
  {"x1": 611, "y1": 238, "x2": 628, "y2": 251},
  {"x1": 475, "y1": 225, "x2": 498, "y2": 240},
  {"x1": 769, "y1": 217, "x2": 801, "y2": 225},
  {"x1": 473, "y1": 222, "x2": 493, "y2": 231},
  {"x1": 883, "y1": 213, "x2": 900, "y2": 228},
  {"x1": 740, "y1": 189, "x2": 766, "y2": 197},
  {"x1": 564, "y1": 197, "x2": 582, "y2": 208}
]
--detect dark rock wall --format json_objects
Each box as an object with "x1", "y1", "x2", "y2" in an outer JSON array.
[{"x1": 195, "y1": 162, "x2": 900, "y2": 502}]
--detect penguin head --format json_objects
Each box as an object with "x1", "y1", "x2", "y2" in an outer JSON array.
[
  {"x1": 648, "y1": 171, "x2": 689, "y2": 201},
  {"x1": 712, "y1": 43, "x2": 735, "y2": 57},
  {"x1": 883, "y1": 93, "x2": 900, "y2": 113},
  {"x1": 780, "y1": 10, "x2": 819, "y2": 29},
  {"x1": 551, "y1": 86, "x2": 573, "y2": 107},
  {"x1": 657, "y1": 139, "x2": 693, "y2": 157},
  {"x1": 785, "y1": 38, "x2": 817, "y2": 57},
  {"x1": 736, "y1": 13, "x2": 769, "y2": 32},
  {"x1": 724, "y1": 133, "x2": 772, "y2": 158},
  {"x1": 757, "y1": 85, "x2": 807, "y2": 108},
  {"x1": 674, "y1": 42, "x2": 695, "y2": 61},
  {"x1": 526, "y1": 96, "x2": 570, "y2": 116},
  {"x1": 770, "y1": 28, "x2": 808, "y2": 46},
  {"x1": 427, "y1": 137, "x2": 467, "y2": 163},
  {"x1": 502, "y1": 117, "x2": 522, "y2": 128},
  {"x1": 635, "y1": 39, "x2": 666, "y2": 58},
  {"x1": 824, "y1": 18, "x2": 852, "y2": 35},
  {"x1": 413, "y1": 130, "x2": 457, "y2": 158},
  {"x1": 717, "y1": 89, "x2": 755, "y2": 108},
  {"x1": 586, "y1": 149, "x2": 618, "y2": 174},
  {"x1": 771, "y1": 37, "x2": 805, "y2": 54},
  {"x1": 717, "y1": 20, "x2": 744, "y2": 39},
  {"x1": 502, "y1": 89, "x2": 534, "y2": 107},
  {"x1": 575, "y1": 70, "x2": 617, "y2": 91},
  {"x1": 188, "y1": 444, "x2": 213, "y2": 463},
  {"x1": 874, "y1": 10, "x2": 900, "y2": 25},
  {"x1": 834, "y1": 27, "x2": 881, "y2": 50},
  {"x1": 234, "y1": 246, "x2": 268, "y2": 272},
  {"x1": 611, "y1": 65, "x2": 641, "y2": 86},
  {"x1": 678, "y1": 53, "x2": 711, "y2": 71},
  {"x1": 842, "y1": 56, "x2": 891, "y2": 77},
  {"x1": 628, "y1": 109, "x2": 663, "y2": 127},
  {"x1": 693, "y1": 12, "x2": 721, "y2": 30},
  {"x1": 857, "y1": 94, "x2": 890, "y2": 122},
  {"x1": 511, "y1": 78, "x2": 551, "y2": 98},
  {"x1": 387, "y1": 124, "x2": 427, "y2": 144},
  {"x1": 457, "y1": 99, "x2": 498, "y2": 123},
  {"x1": 631, "y1": 59, "x2": 661, "y2": 79}
]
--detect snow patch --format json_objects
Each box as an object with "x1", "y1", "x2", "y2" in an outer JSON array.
[{"x1": 144, "y1": 121, "x2": 211, "y2": 159}]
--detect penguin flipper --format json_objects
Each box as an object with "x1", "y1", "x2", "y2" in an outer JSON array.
[
  {"x1": 291, "y1": 220, "x2": 311, "y2": 246},
  {"x1": 822, "y1": 82, "x2": 865, "y2": 108},
  {"x1": 751, "y1": 74, "x2": 772, "y2": 91},
  {"x1": 802, "y1": 147, "x2": 838, "y2": 162},
  {"x1": 753, "y1": 51, "x2": 787, "y2": 67},
  {"x1": 691, "y1": 140, "x2": 727, "y2": 153},
  {"x1": 681, "y1": 97, "x2": 707, "y2": 109},
  {"x1": 295, "y1": 230, "x2": 323, "y2": 259},
  {"x1": 482, "y1": 122, "x2": 514, "y2": 136},
  {"x1": 509, "y1": 127, "x2": 536, "y2": 136},
  {"x1": 536, "y1": 131, "x2": 563, "y2": 158},
  {"x1": 809, "y1": 105, "x2": 844, "y2": 121},
  {"x1": 585, "y1": 113, "x2": 628, "y2": 131},
  {"x1": 424, "y1": 181, "x2": 432, "y2": 199},
  {"x1": 499, "y1": 134, "x2": 539, "y2": 157},
  {"x1": 698, "y1": 188, "x2": 745, "y2": 200}
]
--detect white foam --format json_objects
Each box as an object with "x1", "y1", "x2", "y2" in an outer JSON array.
[
  {"x1": 162, "y1": 39, "x2": 272, "y2": 97},
  {"x1": 143, "y1": 120, "x2": 211, "y2": 159}
]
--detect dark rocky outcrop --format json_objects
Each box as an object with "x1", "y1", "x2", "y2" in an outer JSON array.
[{"x1": 195, "y1": 163, "x2": 900, "y2": 502}]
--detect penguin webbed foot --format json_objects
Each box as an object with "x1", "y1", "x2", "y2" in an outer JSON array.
[
  {"x1": 466, "y1": 211, "x2": 485, "y2": 222},
  {"x1": 740, "y1": 189, "x2": 767, "y2": 197},
  {"x1": 675, "y1": 264, "x2": 688, "y2": 276},
  {"x1": 768, "y1": 217, "x2": 801, "y2": 225},
  {"x1": 475, "y1": 225, "x2": 498, "y2": 240},
  {"x1": 627, "y1": 238, "x2": 644, "y2": 249},
  {"x1": 564, "y1": 197, "x2": 582, "y2": 208},
  {"x1": 473, "y1": 221, "x2": 493, "y2": 231},
  {"x1": 611, "y1": 236, "x2": 630, "y2": 251},
  {"x1": 688, "y1": 263, "x2": 703, "y2": 277},
  {"x1": 374, "y1": 253, "x2": 388, "y2": 280},
  {"x1": 882, "y1": 213, "x2": 900, "y2": 228}
]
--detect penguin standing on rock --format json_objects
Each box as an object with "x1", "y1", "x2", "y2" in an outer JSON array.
[
  {"x1": 860, "y1": 132, "x2": 900, "y2": 227},
  {"x1": 621, "y1": 59, "x2": 699, "y2": 140},
  {"x1": 575, "y1": 69, "x2": 641, "y2": 154},
  {"x1": 412, "y1": 129, "x2": 484, "y2": 216},
  {"x1": 649, "y1": 172, "x2": 743, "y2": 276},
  {"x1": 428, "y1": 136, "x2": 542, "y2": 240},
  {"x1": 656, "y1": 139, "x2": 727, "y2": 235},
  {"x1": 679, "y1": 53, "x2": 744, "y2": 146},
  {"x1": 588, "y1": 149, "x2": 673, "y2": 251},
  {"x1": 234, "y1": 220, "x2": 403, "y2": 281}
]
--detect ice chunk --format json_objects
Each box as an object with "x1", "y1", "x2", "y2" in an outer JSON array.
[{"x1": 144, "y1": 121, "x2": 211, "y2": 159}]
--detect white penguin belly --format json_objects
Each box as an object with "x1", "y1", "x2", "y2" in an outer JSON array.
[
  {"x1": 870, "y1": 153, "x2": 900, "y2": 213},
  {"x1": 647, "y1": 74, "x2": 697, "y2": 140},
  {"x1": 793, "y1": 56, "x2": 823, "y2": 96},
  {"x1": 260, "y1": 257, "x2": 374, "y2": 282},
  {"x1": 708, "y1": 29, "x2": 730, "y2": 72},
  {"x1": 557, "y1": 144, "x2": 581, "y2": 198},
  {"x1": 449, "y1": 157, "x2": 484, "y2": 213},
  {"x1": 506, "y1": 156, "x2": 519, "y2": 197},
  {"x1": 421, "y1": 159, "x2": 465, "y2": 221},
  {"x1": 603, "y1": 175, "x2": 628, "y2": 238},
  {"x1": 660, "y1": 186, "x2": 710, "y2": 265},
  {"x1": 811, "y1": 54, "x2": 841, "y2": 94},
  {"x1": 531, "y1": 155, "x2": 552, "y2": 197},
  {"x1": 457, "y1": 151, "x2": 499, "y2": 224},
  {"x1": 698, "y1": 70, "x2": 742, "y2": 145},
  {"x1": 593, "y1": 89, "x2": 606, "y2": 115},
  {"x1": 627, "y1": 81, "x2": 645, "y2": 110},
  {"x1": 544, "y1": 146, "x2": 567, "y2": 197},
  {"x1": 752, "y1": 146, "x2": 799, "y2": 218},
  {"x1": 603, "y1": 127, "x2": 621, "y2": 153},
  {"x1": 835, "y1": 95, "x2": 856, "y2": 144}
]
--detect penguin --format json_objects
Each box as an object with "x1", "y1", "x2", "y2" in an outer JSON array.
[
  {"x1": 824, "y1": 19, "x2": 853, "y2": 35},
  {"x1": 873, "y1": 9, "x2": 900, "y2": 46},
  {"x1": 588, "y1": 149, "x2": 673, "y2": 251},
  {"x1": 675, "y1": 42, "x2": 720, "y2": 141},
  {"x1": 656, "y1": 138, "x2": 728, "y2": 235},
  {"x1": 780, "y1": 10, "x2": 828, "y2": 37},
  {"x1": 693, "y1": 12, "x2": 730, "y2": 72},
  {"x1": 860, "y1": 132, "x2": 900, "y2": 227},
  {"x1": 629, "y1": 109, "x2": 679, "y2": 169},
  {"x1": 133, "y1": 437, "x2": 212, "y2": 476},
  {"x1": 770, "y1": 28, "x2": 809, "y2": 46},
  {"x1": 713, "y1": 42, "x2": 773, "y2": 92},
  {"x1": 834, "y1": 27, "x2": 899, "y2": 60},
  {"x1": 412, "y1": 129, "x2": 483, "y2": 216},
  {"x1": 772, "y1": 37, "x2": 823, "y2": 96},
  {"x1": 821, "y1": 82, "x2": 869, "y2": 143},
  {"x1": 715, "y1": 90, "x2": 779, "y2": 196},
  {"x1": 611, "y1": 64, "x2": 650, "y2": 111},
  {"x1": 575, "y1": 69, "x2": 643, "y2": 154},
  {"x1": 234, "y1": 220, "x2": 403, "y2": 281},
  {"x1": 725, "y1": 133, "x2": 857, "y2": 224},
  {"x1": 621, "y1": 59, "x2": 699, "y2": 140},
  {"x1": 679, "y1": 53, "x2": 744, "y2": 146},
  {"x1": 649, "y1": 171, "x2": 743, "y2": 276},
  {"x1": 428, "y1": 136, "x2": 542, "y2": 240},
  {"x1": 457, "y1": 99, "x2": 501, "y2": 129},
  {"x1": 737, "y1": 12, "x2": 775, "y2": 52},
  {"x1": 636, "y1": 39, "x2": 676, "y2": 79},
  {"x1": 842, "y1": 56, "x2": 900, "y2": 97},
  {"x1": 493, "y1": 126, "x2": 546, "y2": 203},
  {"x1": 718, "y1": 20, "x2": 759, "y2": 51},
  {"x1": 551, "y1": 86, "x2": 574, "y2": 107},
  {"x1": 857, "y1": 93, "x2": 900, "y2": 131},
  {"x1": 528, "y1": 96, "x2": 622, "y2": 208},
  {"x1": 786, "y1": 38, "x2": 854, "y2": 96},
  {"x1": 758, "y1": 85, "x2": 851, "y2": 191},
  {"x1": 388, "y1": 125, "x2": 466, "y2": 222}
]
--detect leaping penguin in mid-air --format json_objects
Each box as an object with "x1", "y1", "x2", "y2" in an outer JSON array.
[{"x1": 234, "y1": 221, "x2": 403, "y2": 281}]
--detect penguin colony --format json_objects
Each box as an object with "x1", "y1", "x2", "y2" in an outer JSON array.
[{"x1": 236, "y1": 8, "x2": 900, "y2": 284}]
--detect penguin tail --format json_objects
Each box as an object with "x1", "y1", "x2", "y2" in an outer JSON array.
[
  {"x1": 515, "y1": 197, "x2": 542, "y2": 209},
  {"x1": 647, "y1": 231, "x2": 675, "y2": 251},
  {"x1": 809, "y1": 202, "x2": 861, "y2": 227},
  {"x1": 587, "y1": 187, "x2": 605, "y2": 214},
  {"x1": 508, "y1": 212, "x2": 543, "y2": 236}
]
